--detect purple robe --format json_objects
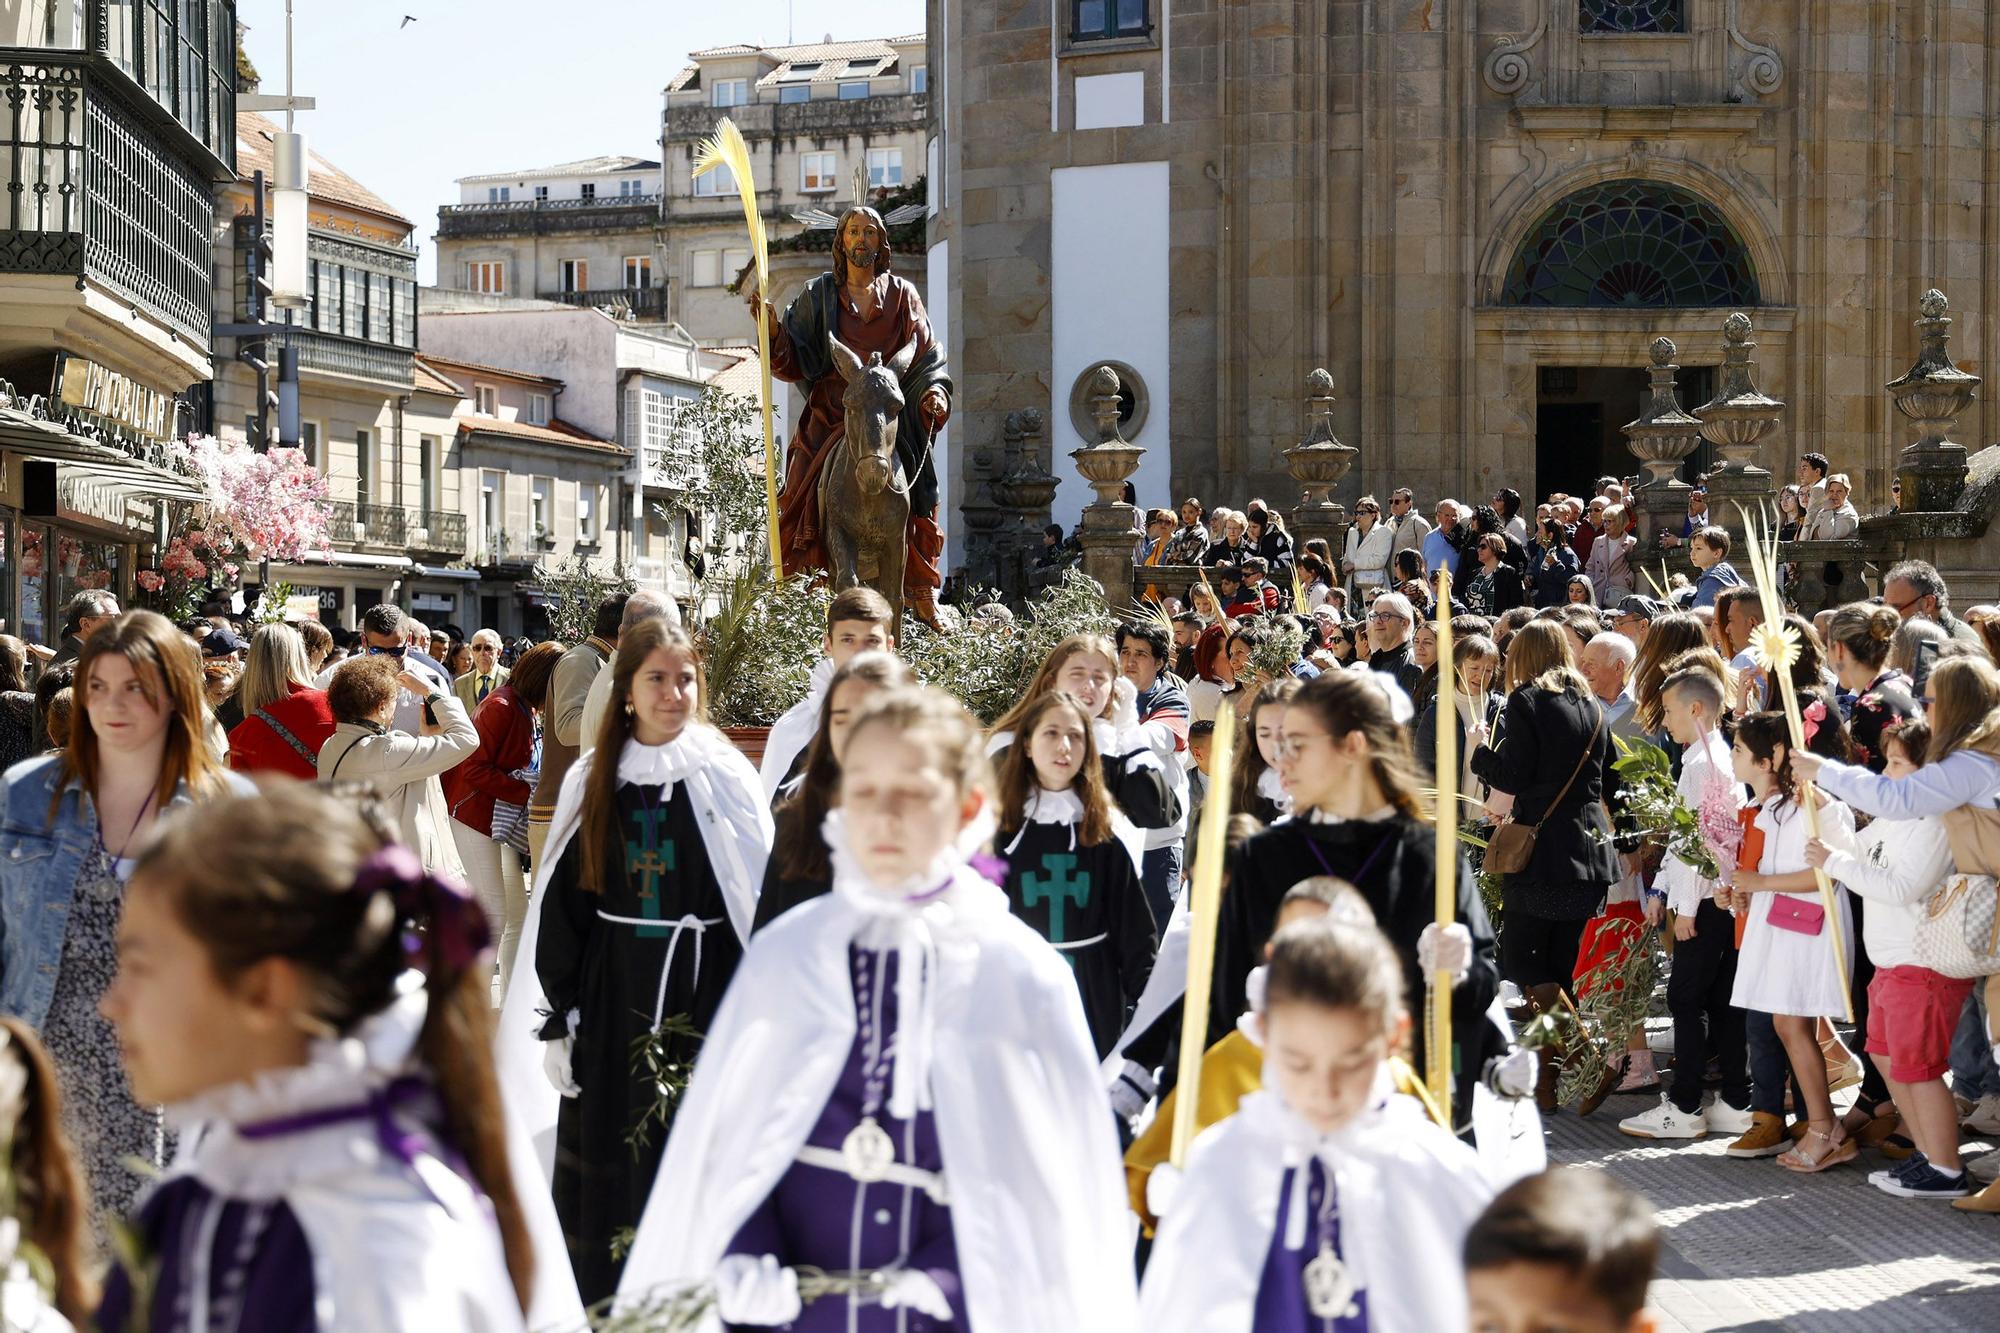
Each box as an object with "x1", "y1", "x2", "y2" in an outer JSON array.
[
  {"x1": 98, "y1": 1175, "x2": 320, "y2": 1332},
  {"x1": 723, "y1": 945, "x2": 966, "y2": 1330},
  {"x1": 1253, "y1": 1160, "x2": 1370, "y2": 1333}
]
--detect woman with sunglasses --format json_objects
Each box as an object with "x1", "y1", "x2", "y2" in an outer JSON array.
[{"x1": 1341, "y1": 495, "x2": 1395, "y2": 604}]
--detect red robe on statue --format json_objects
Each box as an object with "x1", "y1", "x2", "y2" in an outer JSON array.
[{"x1": 766, "y1": 272, "x2": 945, "y2": 594}]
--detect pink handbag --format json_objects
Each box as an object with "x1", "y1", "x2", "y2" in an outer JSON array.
[{"x1": 1767, "y1": 894, "x2": 1826, "y2": 936}]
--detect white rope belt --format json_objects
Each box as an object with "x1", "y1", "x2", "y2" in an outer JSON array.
[
  {"x1": 595, "y1": 910, "x2": 723, "y2": 1027},
  {"x1": 1051, "y1": 932, "x2": 1109, "y2": 952},
  {"x1": 795, "y1": 1144, "x2": 952, "y2": 1206}
]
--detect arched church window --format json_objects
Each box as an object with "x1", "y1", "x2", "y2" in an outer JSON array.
[
  {"x1": 1580, "y1": 0, "x2": 1684, "y2": 33},
  {"x1": 1500, "y1": 180, "x2": 1758, "y2": 308}
]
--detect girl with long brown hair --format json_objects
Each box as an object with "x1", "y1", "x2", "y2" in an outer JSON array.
[
  {"x1": 1234, "y1": 677, "x2": 1302, "y2": 826},
  {"x1": 495, "y1": 617, "x2": 771, "y2": 1309},
  {"x1": 95, "y1": 782, "x2": 533, "y2": 1329},
  {"x1": 993, "y1": 691, "x2": 1157, "y2": 1056},
  {"x1": 1213, "y1": 670, "x2": 1504, "y2": 1130},
  {"x1": 0, "y1": 1016, "x2": 94, "y2": 1325},
  {"x1": 0, "y1": 609, "x2": 248, "y2": 1233},
  {"x1": 754, "y1": 649, "x2": 912, "y2": 931}
]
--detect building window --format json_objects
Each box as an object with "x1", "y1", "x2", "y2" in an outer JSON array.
[
  {"x1": 690, "y1": 250, "x2": 721, "y2": 288},
  {"x1": 475, "y1": 385, "x2": 498, "y2": 416},
  {"x1": 712, "y1": 78, "x2": 748, "y2": 107},
  {"x1": 1073, "y1": 0, "x2": 1150, "y2": 41},
  {"x1": 299, "y1": 421, "x2": 320, "y2": 470},
  {"x1": 693, "y1": 161, "x2": 734, "y2": 196},
  {"x1": 867, "y1": 148, "x2": 904, "y2": 189},
  {"x1": 419, "y1": 435, "x2": 441, "y2": 513},
  {"x1": 838, "y1": 81, "x2": 870, "y2": 100},
  {"x1": 911, "y1": 66, "x2": 928, "y2": 94},
  {"x1": 534, "y1": 184, "x2": 549, "y2": 200},
  {"x1": 580, "y1": 182, "x2": 596, "y2": 201},
  {"x1": 624, "y1": 255, "x2": 652, "y2": 289},
  {"x1": 801, "y1": 152, "x2": 838, "y2": 193},
  {"x1": 527, "y1": 392, "x2": 551, "y2": 426},
  {"x1": 530, "y1": 477, "x2": 552, "y2": 535},
  {"x1": 1499, "y1": 180, "x2": 1758, "y2": 308},
  {"x1": 1580, "y1": 0, "x2": 1684, "y2": 34},
  {"x1": 722, "y1": 248, "x2": 749, "y2": 282},
  {"x1": 480, "y1": 471, "x2": 502, "y2": 540},
  {"x1": 559, "y1": 258, "x2": 588, "y2": 294},
  {"x1": 355, "y1": 428, "x2": 373, "y2": 504},
  {"x1": 578, "y1": 487, "x2": 598, "y2": 543},
  {"x1": 779, "y1": 84, "x2": 810, "y2": 104},
  {"x1": 619, "y1": 178, "x2": 645, "y2": 197},
  {"x1": 487, "y1": 186, "x2": 510, "y2": 202},
  {"x1": 465, "y1": 261, "x2": 504, "y2": 294}
]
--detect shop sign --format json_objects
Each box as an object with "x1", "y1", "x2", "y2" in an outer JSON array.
[{"x1": 53, "y1": 355, "x2": 184, "y2": 456}]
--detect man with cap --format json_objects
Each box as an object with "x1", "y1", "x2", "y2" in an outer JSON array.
[
  {"x1": 1611, "y1": 594, "x2": 1661, "y2": 649},
  {"x1": 202, "y1": 627, "x2": 247, "y2": 729}
]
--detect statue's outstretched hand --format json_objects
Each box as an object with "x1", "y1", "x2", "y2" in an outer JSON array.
[{"x1": 920, "y1": 386, "x2": 950, "y2": 431}]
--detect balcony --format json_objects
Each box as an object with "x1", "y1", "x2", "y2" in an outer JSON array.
[
  {"x1": 290, "y1": 329, "x2": 415, "y2": 389},
  {"x1": 636, "y1": 443, "x2": 699, "y2": 491},
  {"x1": 329, "y1": 502, "x2": 465, "y2": 555},
  {"x1": 476, "y1": 527, "x2": 543, "y2": 571},
  {"x1": 537, "y1": 286, "x2": 666, "y2": 319},
  {"x1": 0, "y1": 56, "x2": 218, "y2": 356},
  {"x1": 436, "y1": 194, "x2": 660, "y2": 241},
  {"x1": 662, "y1": 92, "x2": 927, "y2": 145}
]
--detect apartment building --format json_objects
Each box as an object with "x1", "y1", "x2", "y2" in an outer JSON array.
[
  {"x1": 662, "y1": 34, "x2": 929, "y2": 343},
  {"x1": 434, "y1": 156, "x2": 665, "y2": 321}
]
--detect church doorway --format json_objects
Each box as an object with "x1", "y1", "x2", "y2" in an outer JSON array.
[{"x1": 1534, "y1": 363, "x2": 1714, "y2": 501}]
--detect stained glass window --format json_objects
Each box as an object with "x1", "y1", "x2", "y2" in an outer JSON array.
[
  {"x1": 1580, "y1": 0, "x2": 1683, "y2": 32},
  {"x1": 1499, "y1": 180, "x2": 1758, "y2": 308}
]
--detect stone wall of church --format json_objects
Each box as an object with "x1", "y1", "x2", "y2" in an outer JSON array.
[{"x1": 933, "y1": 0, "x2": 2000, "y2": 563}]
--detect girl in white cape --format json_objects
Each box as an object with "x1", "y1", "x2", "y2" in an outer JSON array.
[
  {"x1": 616, "y1": 685, "x2": 1137, "y2": 1331},
  {"x1": 1141, "y1": 916, "x2": 1493, "y2": 1333},
  {"x1": 493, "y1": 618, "x2": 772, "y2": 1326}
]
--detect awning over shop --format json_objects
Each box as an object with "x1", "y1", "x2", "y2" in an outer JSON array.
[
  {"x1": 0, "y1": 406, "x2": 210, "y2": 503},
  {"x1": 288, "y1": 550, "x2": 414, "y2": 572},
  {"x1": 411, "y1": 564, "x2": 481, "y2": 582}
]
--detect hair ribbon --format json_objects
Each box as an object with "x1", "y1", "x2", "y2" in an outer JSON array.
[{"x1": 352, "y1": 844, "x2": 491, "y2": 977}]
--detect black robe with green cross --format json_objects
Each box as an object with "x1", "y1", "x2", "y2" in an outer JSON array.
[
  {"x1": 534, "y1": 778, "x2": 744, "y2": 1306},
  {"x1": 999, "y1": 818, "x2": 1158, "y2": 1059}
]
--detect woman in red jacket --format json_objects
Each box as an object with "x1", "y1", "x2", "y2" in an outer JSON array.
[
  {"x1": 226, "y1": 624, "x2": 336, "y2": 781},
  {"x1": 449, "y1": 640, "x2": 563, "y2": 995}
]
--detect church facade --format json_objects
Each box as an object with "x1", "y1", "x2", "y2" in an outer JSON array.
[{"x1": 927, "y1": 0, "x2": 2000, "y2": 560}]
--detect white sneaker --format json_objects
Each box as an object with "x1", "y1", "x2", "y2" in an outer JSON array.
[
  {"x1": 1704, "y1": 1097, "x2": 1756, "y2": 1135},
  {"x1": 1618, "y1": 1096, "x2": 1708, "y2": 1140},
  {"x1": 1967, "y1": 1093, "x2": 2000, "y2": 1138}
]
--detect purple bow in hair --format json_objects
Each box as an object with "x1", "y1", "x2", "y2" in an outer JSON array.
[{"x1": 353, "y1": 844, "x2": 491, "y2": 975}]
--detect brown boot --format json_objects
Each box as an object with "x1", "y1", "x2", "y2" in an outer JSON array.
[
  {"x1": 1527, "y1": 983, "x2": 1567, "y2": 1114},
  {"x1": 1953, "y1": 1178, "x2": 2000, "y2": 1214},
  {"x1": 906, "y1": 585, "x2": 944, "y2": 631},
  {"x1": 1576, "y1": 1054, "x2": 1623, "y2": 1118}
]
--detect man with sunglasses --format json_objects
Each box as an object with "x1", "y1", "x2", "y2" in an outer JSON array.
[{"x1": 318, "y1": 603, "x2": 451, "y2": 736}]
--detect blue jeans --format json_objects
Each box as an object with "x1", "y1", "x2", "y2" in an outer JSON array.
[
  {"x1": 1141, "y1": 843, "x2": 1182, "y2": 933},
  {"x1": 1950, "y1": 984, "x2": 1999, "y2": 1098}
]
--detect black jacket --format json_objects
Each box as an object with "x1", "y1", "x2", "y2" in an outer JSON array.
[
  {"x1": 1470, "y1": 683, "x2": 1619, "y2": 914},
  {"x1": 1367, "y1": 643, "x2": 1424, "y2": 698}
]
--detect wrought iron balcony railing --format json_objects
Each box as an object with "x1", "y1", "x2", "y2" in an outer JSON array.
[
  {"x1": 537, "y1": 286, "x2": 665, "y2": 318},
  {"x1": 436, "y1": 195, "x2": 660, "y2": 240},
  {"x1": 0, "y1": 56, "x2": 216, "y2": 347},
  {"x1": 329, "y1": 502, "x2": 467, "y2": 554},
  {"x1": 477, "y1": 527, "x2": 541, "y2": 569},
  {"x1": 289, "y1": 330, "x2": 415, "y2": 389}
]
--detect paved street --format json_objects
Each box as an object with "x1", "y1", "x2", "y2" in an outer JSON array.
[{"x1": 1546, "y1": 1024, "x2": 2000, "y2": 1331}]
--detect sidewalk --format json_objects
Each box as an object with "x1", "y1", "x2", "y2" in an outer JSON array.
[{"x1": 1548, "y1": 1086, "x2": 2000, "y2": 1331}]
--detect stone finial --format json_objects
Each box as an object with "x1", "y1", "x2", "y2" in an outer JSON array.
[
  {"x1": 1888, "y1": 285, "x2": 1981, "y2": 510},
  {"x1": 1694, "y1": 311, "x2": 1784, "y2": 472},
  {"x1": 1284, "y1": 367, "x2": 1357, "y2": 511},
  {"x1": 1307, "y1": 367, "x2": 1334, "y2": 396},
  {"x1": 1021, "y1": 406, "x2": 1044, "y2": 434},
  {"x1": 1089, "y1": 366, "x2": 1124, "y2": 445},
  {"x1": 1625, "y1": 336, "x2": 1703, "y2": 487}
]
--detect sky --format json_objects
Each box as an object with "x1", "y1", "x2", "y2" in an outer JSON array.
[{"x1": 236, "y1": 0, "x2": 928, "y2": 283}]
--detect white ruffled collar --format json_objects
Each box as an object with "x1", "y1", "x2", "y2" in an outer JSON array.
[
  {"x1": 1257, "y1": 766, "x2": 1292, "y2": 811},
  {"x1": 1024, "y1": 785, "x2": 1085, "y2": 825},
  {"x1": 166, "y1": 973, "x2": 428, "y2": 1133},
  {"x1": 617, "y1": 723, "x2": 723, "y2": 788},
  {"x1": 1305, "y1": 802, "x2": 1397, "y2": 826}
]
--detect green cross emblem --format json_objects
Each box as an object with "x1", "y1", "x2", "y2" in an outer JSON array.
[
  {"x1": 626, "y1": 803, "x2": 678, "y2": 939},
  {"x1": 1020, "y1": 852, "x2": 1091, "y2": 950}
]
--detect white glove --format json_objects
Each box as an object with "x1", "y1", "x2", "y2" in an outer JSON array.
[
  {"x1": 1108, "y1": 1060, "x2": 1156, "y2": 1120},
  {"x1": 713, "y1": 1254, "x2": 803, "y2": 1326},
  {"x1": 542, "y1": 1037, "x2": 580, "y2": 1098},
  {"x1": 1108, "y1": 675, "x2": 1141, "y2": 733},
  {"x1": 1417, "y1": 922, "x2": 1474, "y2": 983},
  {"x1": 1486, "y1": 1047, "x2": 1539, "y2": 1102},
  {"x1": 880, "y1": 1269, "x2": 954, "y2": 1321},
  {"x1": 1145, "y1": 1162, "x2": 1183, "y2": 1220}
]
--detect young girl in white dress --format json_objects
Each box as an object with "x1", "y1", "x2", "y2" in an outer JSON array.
[
  {"x1": 1725, "y1": 710, "x2": 1858, "y2": 1174},
  {"x1": 1140, "y1": 915, "x2": 1493, "y2": 1332}
]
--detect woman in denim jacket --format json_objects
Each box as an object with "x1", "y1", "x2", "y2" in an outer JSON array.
[{"x1": 0, "y1": 610, "x2": 248, "y2": 1233}]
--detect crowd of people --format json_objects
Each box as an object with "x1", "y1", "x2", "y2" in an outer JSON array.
[{"x1": 0, "y1": 449, "x2": 1990, "y2": 1330}]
